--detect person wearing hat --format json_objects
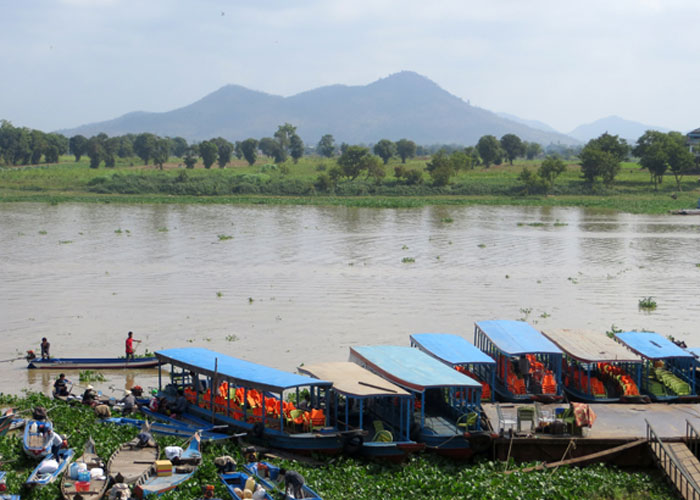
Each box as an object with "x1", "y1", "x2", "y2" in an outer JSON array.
[
  {"x1": 120, "y1": 389, "x2": 136, "y2": 415},
  {"x1": 82, "y1": 384, "x2": 98, "y2": 406},
  {"x1": 40, "y1": 337, "x2": 50, "y2": 360}
]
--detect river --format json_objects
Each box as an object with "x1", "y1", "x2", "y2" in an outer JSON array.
[{"x1": 1, "y1": 202, "x2": 699, "y2": 396}]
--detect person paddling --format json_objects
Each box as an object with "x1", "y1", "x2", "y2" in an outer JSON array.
[{"x1": 125, "y1": 331, "x2": 141, "y2": 361}]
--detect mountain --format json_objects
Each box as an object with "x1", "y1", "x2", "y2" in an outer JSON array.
[
  {"x1": 568, "y1": 115, "x2": 670, "y2": 144},
  {"x1": 58, "y1": 71, "x2": 579, "y2": 146},
  {"x1": 496, "y1": 112, "x2": 560, "y2": 134}
]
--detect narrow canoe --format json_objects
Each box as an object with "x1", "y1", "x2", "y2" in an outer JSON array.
[
  {"x1": 106, "y1": 423, "x2": 160, "y2": 485},
  {"x1": 23, "y1": 419, "x2": 53, "y2": 459},
  {"x1": 0, "y1": 414, "x2": 12, "y2": 437},
  {"x1": 132, "y1": 432, "x2": 201, "y2": 498},
  {"x1": 219, "y1": 471, "x2": 273, "y2": 500},
  {"x1": 243, "y1": 462, "x2": 322, "y2": 500},
  {"x1": 26, "y1": 448, "x2": 75, "y2": 487},
  {"x1": 28, "y1": 357, "x2": 159, "y2": 370},
  {"x1": 60, "y1": 437, "x2": 108, "y2": 500},
  {"x1": 103, "y1": 416, "x2": 230, "y2": 441}
]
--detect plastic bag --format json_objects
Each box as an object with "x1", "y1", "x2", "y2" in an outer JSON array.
[
  {"x1": 164, "y1": 446, "x2": 183, "y2": 460},
  {"x1": 37, "y1": 459, "x2": 59, "y2": 474}
]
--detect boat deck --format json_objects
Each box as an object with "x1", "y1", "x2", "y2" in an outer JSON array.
[
  {"x1": 483, "y1": 403, "x2": 700, "y2": 439},
  {"x1": 424, "y1": 414, "x2": 456, "y2": 435}
]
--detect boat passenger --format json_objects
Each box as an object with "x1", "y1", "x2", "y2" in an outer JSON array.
[
  {"x1": 190, "y1": 371, "x2": 205, "y2": 392},
  {"x1": 279, "y1": 468, "x2": 305, "y2": 498},
  {"x1": 49, "y1": 430, "x2": 67, "y2": 459},
  {"x1": 54, "y1": 373, "x2": 70, "y2": 396},
  {"x1": 95, "y1": 404, "x2": 112, "y2": 419},
  {"x1": 298, "y1": 394, "x2": 311, "y2": 411},
  {"x1": 125, "y1": 331, "x2": 141, "y2": 361},
  {"x1": 169, "y1": 387, "x2": 188, "y2": 417},
  {"x1": 120, "y1": 390, "x2": 136, "y2": 415},
  {"x1": 82, "y1": 384, "x2": 98, "y2": 405},
  {"x1": 518, "y1": 356, "x2": 531, "y2": 390},
  {"x1": 40, "y1": 337, "x2": 50, "y2": 360}
]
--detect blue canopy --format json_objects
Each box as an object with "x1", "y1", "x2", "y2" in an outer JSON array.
[
  {"x1": 349, "y1": 345, "x2": 481, "y2": 392},
  {"x1": 156, "y1": 347, "x2": 330, "y2": 393},
  {"x1": 687, "y1": 348, "x2": 700, "y2": 359},
  {"x1": 475, "y1": 320, "x2": 562, "y2": 356},
  {"x1": 614, "y1": 332, "x2": 694, "y2": 360},
  {"x1": 410, "y1": 333, "x2": 495, "y2": 366}
]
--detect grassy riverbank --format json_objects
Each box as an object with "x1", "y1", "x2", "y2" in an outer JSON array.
[
  {"x1": 1, "y1": 156, "x2": 699, "y2": 214},
  {"x1": 0, "y1": 392, "x2": 674, "y2": 499}
]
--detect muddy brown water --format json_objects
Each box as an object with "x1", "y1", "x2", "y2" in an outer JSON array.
[{"x1": 2, "y1": 202, "x2": 699, "y2": 397}]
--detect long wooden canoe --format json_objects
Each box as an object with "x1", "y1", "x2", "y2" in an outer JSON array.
[
  {"x1": 243, "y1": 461, "x2": 322, "y2": 500},
  {"x1": 132, "y1": 432, "x2": 201, "y2": 499},
  {"x1": 106, "y1": 422, "x2": 159, "y2": 485},
  {"x1": 23, "y1": 418, "x2": 53, "y2": 459},
  {"x1": 26, "y1": 448, "x2": 75, "y2": 487},
  {"x1": 60, "y1": 437, "x2": 109, "y2": 500},
  {"x1": 28, "y1": 357, "x2": 159, "y2": 370},
  {"x1": 220, "y1": 471, "x2": 274, "y2": 500}
]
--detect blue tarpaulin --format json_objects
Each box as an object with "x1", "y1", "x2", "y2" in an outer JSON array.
[
  {"x1": 156, "y1": 347, "x2": 330, "y2": 393},
  {"x1": 615, "y1": 332, "x2": 694, "y2": 360},
  {"x1": 349, "y1": 345, "x2": 481, "y2": 392},
  {"x1": 475, "y1": 320, "x2": 562, "y2": 356},
  {"x1": 410, "y1": 333, "x2": 495, "y2": 366}
]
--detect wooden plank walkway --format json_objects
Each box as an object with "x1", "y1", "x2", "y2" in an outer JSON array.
[{"x1": 647, "y1": 439, "x2": 700, "y2": 500}]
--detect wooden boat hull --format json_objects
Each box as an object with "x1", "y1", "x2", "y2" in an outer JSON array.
[
  {"x1": 132, "y1": 432, "x2": 201, "y2": 499},
  {"x1": 220, "y1": 471, "x2": 273, "y2": 500},
  {"x1": 28, "y1": 357, "x2": 159, "y2": 370},
  {"x1": 23, "y1": 419, "x2": 53, "y2": 459},
  {"x1": 359, "y1": 440, "x2": 425, "y2": 461},
  {"x1": 26, "y1": 448, "x2": 74, "y2": 486},
  {"x1": 243, "y1": 462, "x2": 322, "y2": 500},
  {"x1": 106, "y1": 425, "x2": 159, "y2": 485},
  {"x1": 60, "y1": 437, "x2": 108, "y2": 500},
  {"x1": 494, "y1": 383, "x2": 563, "y2": 404},
  {"x1": 0, "y1": 415, "x2": 12, "y2": 437}
]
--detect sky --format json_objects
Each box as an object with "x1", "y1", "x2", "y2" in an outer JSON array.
[{"x1": 1, "y1": 0, "x2": 699, "y2": 135}]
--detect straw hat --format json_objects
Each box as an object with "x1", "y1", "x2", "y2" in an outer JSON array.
[
  {"x1": 87, "y1": 385, "x2": 94, "y2": 390},
  {"x1": 124, "y1": 390, "x2": 131, "y2": 395}
]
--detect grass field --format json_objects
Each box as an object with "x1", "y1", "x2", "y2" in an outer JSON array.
[{"x1": 1, "y1": 155, "x2": 699, "y2": 214}]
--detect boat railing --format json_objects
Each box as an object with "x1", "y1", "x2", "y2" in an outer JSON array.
[
  {"x1": 646, "y1": 419, "x2": 700, "y2": 499},
  {"x1": 686, "y1": 420, "x2": 700, "y2": 458}
]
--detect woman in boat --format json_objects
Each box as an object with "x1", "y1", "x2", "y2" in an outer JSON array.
[
  {"x1": 53, "y1": 373, "x2": 70, "y2": 396},
  {"x1": 82, "y1": 384, "x2": 98, "y2": 405}
]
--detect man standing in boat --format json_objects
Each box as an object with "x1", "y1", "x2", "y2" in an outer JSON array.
[
  {"x1": 40, "y1": 337, "x2": 50, "y2": 360},
  {"x1": 125, "y1": 331, "x2": 141, "y2": 361}
]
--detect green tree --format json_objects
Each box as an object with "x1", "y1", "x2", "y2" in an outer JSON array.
[
  {"x1": 500, "y1": 134, "x2": 525, "y2": 165},
  {"x1": 426, "y1": 150, "x2": 454, "y2": 186},
  {"x1": 213, "y1": 138, "x2": 234, "y2": 168},
  {"x1": 183, "y1": 146, "x2": 198, "y2": 169},
  {"x1": 396, "y1": 138, "x2": 417, "y2": 164},
  {"x1": 170, "y1": 136, "x2": 188, "y2": 158},
  {"x1": 666, "y1": 132, "x2": 695, "y2": 190},
  {"x1": 525, "y1": 141, "x2": 543, "y2": 160},
  {"x1": 152, "y1": 138, "x2": 170, "y2": 170},
  {"x1": 199, "y1": 140, "x2": 218, "y2": 169},
  {"x1": 476, "y1": 135, "x2": 502, "y2": 167},
  {"x1": 69, "y1": 135, "x2": 88, "y2": 162},
  {"x1": 337, "y1": 145, "x2": 371, "y2": 180},
  {"x1": 364, "y1": 154, "x2": 385, "y2": 183},
  {"x1": 86, "y1": 134, "x2": 105, "y2": 169},
  {"x1": 103, "y1": 136, "x2": 121, "y2": 168},
  {"x1": 259, "y1": 137, "x2": 285, "y2": 163},
  {"x1": 317, "y1": 134, "x2": 336, "y2": 158},
  {"x1": 464, "y1": 146, "x2": 480, "y2": 167},
  {"x1": 133, "y1": 133, "x2": 158, "y2": 165},
  {"x1": 290, "y1": 134, "x2": 304, "y2": 163},
  {"x1": 580, "y1": 133, "x2": 628, "y2": 186},
  {"x1": 240, "y1": 138, "x2": 259, "y2": 166},
  {"x1": 373, "y1": 139, "x2": 397, "y2": 164},
  {"x1": 117, "y1": 136, "x2": 134, "y2": 159},
  {"x1": 636, "y1": 130, "x2": 695, "y2": 190},
  {"x1": 29, "y1": 130, "x2": 47, "y2": 164},
  {"x1": 538, "y1": 156, "x2": 566, "y2": 187}
]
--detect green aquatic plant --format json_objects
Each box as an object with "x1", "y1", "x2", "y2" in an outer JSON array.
[
  {"x1": 606, "y1": 324, "x2": 623, "y2": 339},
  {"x1": 216, "y1": 291, "x2": 223, "y2": 298},
  {"x1": 639, "y1": 296, "x2": 657, "y2": 310},
  {"x1": 441, "y1": 217, "x2": 453, "y2": 223},
  {"x1": 225, "y1": 334, "x2": 238, "y2": 342},
  {"x1": 78, "y1": 370, "x2": 106, "y2": 383},
  {"x1": 217, "y1": 234, "x2": 233, "y2": 241},
  {"x1": 38, "y1": 230, "x2": 47, "y2": 235},
  {"x1": 402, "y1": 257, "x2": 415, "y2": 263}
]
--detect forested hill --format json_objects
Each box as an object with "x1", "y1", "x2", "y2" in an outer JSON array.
[{"x1": 58, "y1": 71, "x2": 578, "y2": 146}]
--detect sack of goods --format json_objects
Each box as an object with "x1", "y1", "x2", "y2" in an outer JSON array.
[
  {"x1": 38, "y1": 459, "x2": 59, "y2": 474},
  {"x1": 90, "y1": 467, "x2": 105, "y2": 479},
  {"x1": 164, "y1": 446, "x2": 183, "y2": 461}
]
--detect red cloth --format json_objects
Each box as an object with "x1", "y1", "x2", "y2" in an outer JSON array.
[
  {"x1": 571, "y1": 402, "x2": 597, "y2": 427},
  {"x1": 125, "y1": 337, "x2": 134, "y2": 354}
]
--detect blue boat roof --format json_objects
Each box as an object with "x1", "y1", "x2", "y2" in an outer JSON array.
[
  {"x1": 155, "y1": 348, "x2": 330, "y2": 393},
  {"x1": 614, "y1": 332, "x2": 694, "y2": 360},
  {"x1": 475, "y1": 320, "x2": 562, "y2": 356},
  {"x1": 410, "y1": 333, "x2": 495, "y2": 366},
  {"x1": 349, "y1": 345, "x2": 481, "y2": 392},
  {"x1": 687, "y1": 348, "x2": 700, "y2": 359}
]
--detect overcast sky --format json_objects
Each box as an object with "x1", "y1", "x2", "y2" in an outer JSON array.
[{"x1": 2, "y1": 0, "x2": 698, "y2": 135}]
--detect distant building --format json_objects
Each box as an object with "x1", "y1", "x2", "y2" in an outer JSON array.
[{"x1": 688, "y1": 128, "x2": 700, "y2": 158}]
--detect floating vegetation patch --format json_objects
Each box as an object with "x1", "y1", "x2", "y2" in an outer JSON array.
[
  {"x1": 639, "y1": 296, "x2": 657, "y2": 310},
  {"x1": 158, "y1": 227, "x2": 168, "y2": 232},
  {"x1": 38, "y1": 230, "x2": 47, "y2": 235},
  {"x1": 402, "y1": 257, "x2": 415, "y2": 263},
  {"x1": 79, "y1": 370, "x2": 106, "y2": 383},
  {"x1": 606, "y1": 324, "x2": 623, "y2": 338},
  {"x1": 216, "y1": 291, "x2": 223, "y2": 298},
  {"x1": 477, "y1": 243, "x2": 486, "y2": 248},
  {"x1": 225, "y1": 334, "x2": 239, "y2": 342},
  {"x1": 441, "y1": 217, "x2": 453, "y2": 223},
  {"x1": 114, "y1": 228, "x2": 122, "y2": 234},
  {"x1": 59, "y1": 240, "x2": 73, "y2": 244},
  {"x1": 217, "y1": 234, "x2": 233, "y2": 241}
]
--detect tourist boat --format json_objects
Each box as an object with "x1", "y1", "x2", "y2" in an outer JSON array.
[
  {"x1": 541, "y1": 328, "x2": 647, "y2": 403},
  {"x1": 219, "y1": 471, "x2": 274, "y2": 500},
  {"x1": 243, "y1": 461, "x2": 322, "y2": 499},
  {"x1": 28, "y1": 356, "x2": 159, "y2": 370},
  {"x1": 410, "y1": 333, "x2": 496, "y2": 401},
  {"x1": 103, "y1": 415, "x2": 230, "y2": 441},
  {"x1": 132, "y1": 432, "x2": 201, "y2": 498},
  {"x1": 106, "y1": 421, "x2": 160, "y2": 484},
  {"x1": 0, "y1": 471, "x2": 20, "y2": 500},
  {"x1": 23, "y1": 418, "x2": 53, "y2": 458},
  {"x1": 615, "y1": 331, "x2": 697, "y2": 401},
  {"x1": 139, "y1": 405, "x2": 221, "y2": 433},
  {"x1": 153, "y1": 347, "x2": 358, "y2": 455},
  {"x1": 26, "y1": 448, "x2": 75, "y2": 487},
  {"x1": 299, "y1": 361, "x2": 425, "y2": 461},
  {"x1": 349, "y1": 345, "x2": 484, "y2": 458},
  {"x1": 474, "y1": 320, "x2": 564, "y2": 402},
  {"x1": 60, "y1": 437, "x2": 109, "y2": 500}
]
